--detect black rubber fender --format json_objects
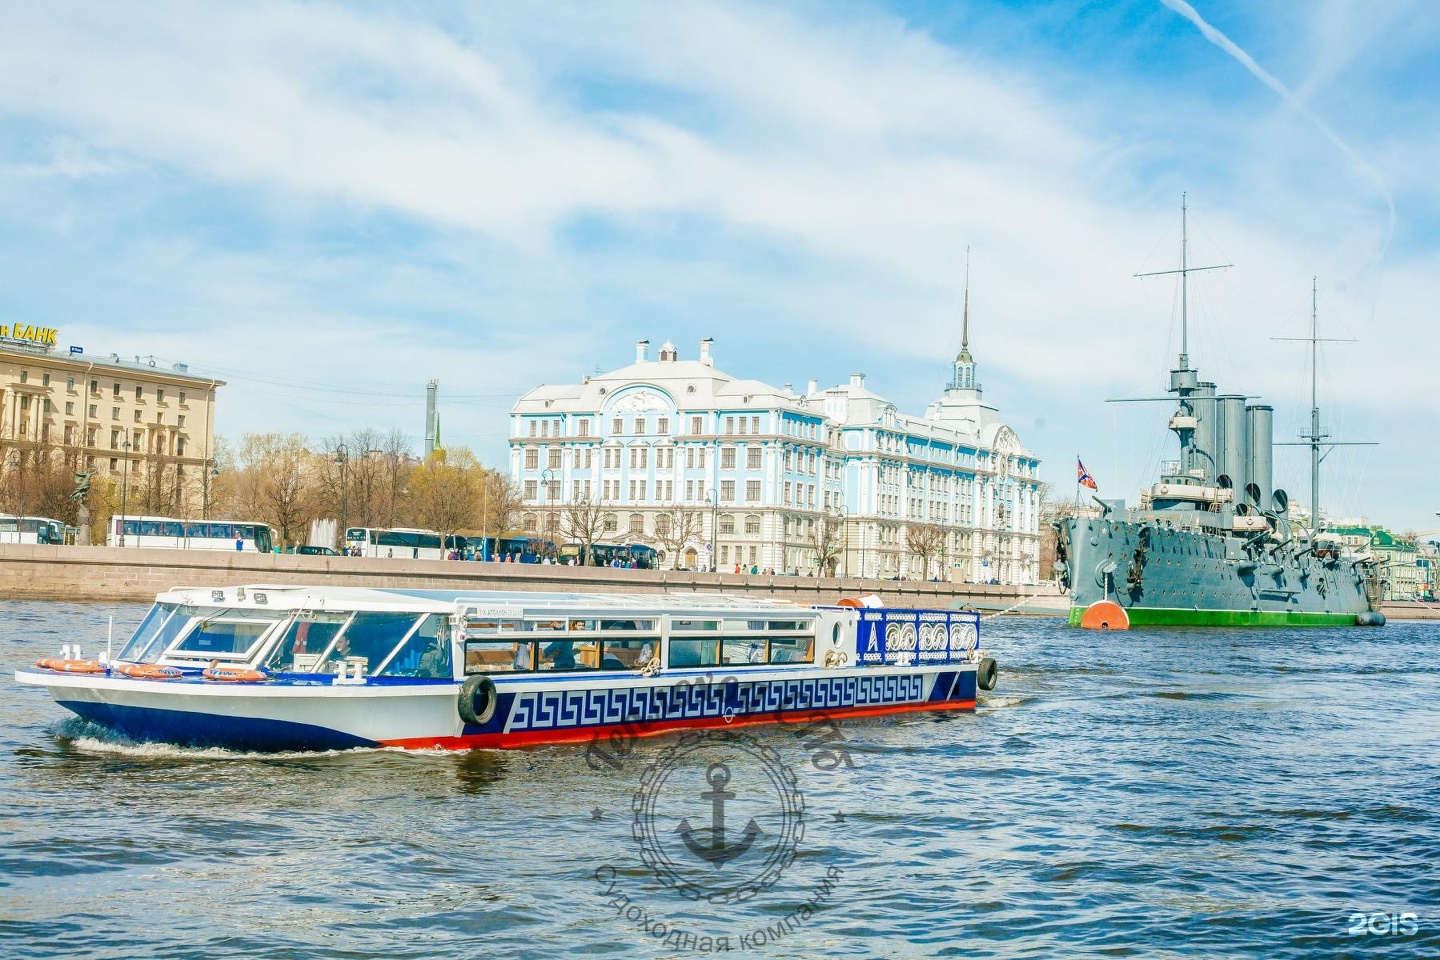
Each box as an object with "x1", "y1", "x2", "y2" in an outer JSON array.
[
  {"x1": 976, "y1": 656, "x2": 999, "y2": 692},
  {"x1": 457, "y1": 674, "x2": 498, "y2": 727}
]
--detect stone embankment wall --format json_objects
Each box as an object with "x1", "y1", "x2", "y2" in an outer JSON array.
[{"x1": 0, "y1": 544, "x2": 1065, "y2": 609}]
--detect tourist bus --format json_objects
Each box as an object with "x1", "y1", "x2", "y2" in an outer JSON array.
[
  {"x1": 0, "y1": 515, "x2": 67, "y2": 545},
  {"x1": 466, "y1": 535, "x2": 552, "y2": 563},
  {"x1": 344, "y1": 526, "x2": 466, "y2": 560},
  {"x1": 587, "y1": 542, "x2": 658, "y2": 569},
  {"x1": 106, "y1": 515, "x2": 275, "y2": 552}
]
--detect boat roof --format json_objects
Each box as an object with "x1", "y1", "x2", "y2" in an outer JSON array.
[{"x1": 154, "y1": 584, "x2": 820, "y2": 618}]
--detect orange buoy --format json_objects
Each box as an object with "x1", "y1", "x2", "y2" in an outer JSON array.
[
  {"x1": 202, "y1": 666, "x2": 268, "y2": 683},
  {"x1": 1080, "y1": 600, "x2": 1130, "y2": 631},
  {"x1": 116, "y1": 663, "x2": 184, "y2": 680},
  {"x1": 35, "y1": 658, "x2": 108, "y2": 674}
]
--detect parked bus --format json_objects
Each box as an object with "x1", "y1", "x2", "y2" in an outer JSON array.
[
  {"x1": 344, "y1": 526, "x2": 465, "y2": 560},
  {"x1": 106, "y1": 516, "x2": 275, "y2": 553},
  {"x1": 587, "y1": 542, "x2": 658, "y2": 569},
  {"x1": 464, "y1": 535, "x2": 553, "y2": 563},
  {"x1": 0, "y1": 515, "x2": 67, "y2": 545}
]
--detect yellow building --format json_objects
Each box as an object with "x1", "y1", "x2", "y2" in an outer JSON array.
[{"x1": 0, "y1": 326, "x2": 224, "y2": 525}]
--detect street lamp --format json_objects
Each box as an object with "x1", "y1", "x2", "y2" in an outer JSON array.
[
  {"x1": 119, "y1": 440, "x2": 132, "y2": 547},
  {"x1": 540, "y1": 468, "x2": 556, "y2": 549},
  {"x1": 836, "y1": 503, "x2": 848, "y2": 578},
  {"x1": 10, "y1": 451, "x2": 22, "y2": 520},
  {"x1": 202, "y1": 459, "x2": 219, "y2": 520},
  {"x1": 702, "y1": 487, "x2": 719, "y2": 572},
  {"x1": 333, "y1": 444, "x2": 349, "y2": 540}
]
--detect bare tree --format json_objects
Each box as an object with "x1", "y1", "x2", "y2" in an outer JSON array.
[
  {"x1": 216, "y1": 432, "x2": 317, "y2": 549},
  {"x1": 652, "y1": 504, "x2": 706, "y2": 569},
  {"x1": 408, "y1": 448, "x2": 481, "y2": 550},
  {"x1": 808, "y1": 512, "x2": 843, "y2": 576},
  {"x1": 482, "y1": 470, "x2": 522, "y2": 537},
  {"x1": 560, "y1": 494, "x2": 608, "y2": 565},
  {"x1": 905, "y1": 522, "x2": 947, "y2": 581}
]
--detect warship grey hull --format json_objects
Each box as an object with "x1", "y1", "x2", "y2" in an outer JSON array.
[{"x1": 1055, "y1": 515, "x2": 1379, "y2": 627}]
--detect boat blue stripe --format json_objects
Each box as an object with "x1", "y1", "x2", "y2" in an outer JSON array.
[{"x1": 58, "y1": 700, "x2": 377, "y2": 751}]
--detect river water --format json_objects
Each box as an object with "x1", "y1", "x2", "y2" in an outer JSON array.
[{"x1": 2, "y1": 600, "x2": 1437, "y2": 959}]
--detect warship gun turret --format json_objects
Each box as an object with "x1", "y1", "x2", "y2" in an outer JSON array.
[{"x1": 1054, "y1": 199, "x2": 1383, "y2": 628}]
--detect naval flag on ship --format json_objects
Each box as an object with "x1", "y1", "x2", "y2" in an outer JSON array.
[{"x1": 1076, "y1": 458, "x2": 1098, "y2": 491}]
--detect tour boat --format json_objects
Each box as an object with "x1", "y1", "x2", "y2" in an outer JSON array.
[{"x1": 15, "y1": 586, "x2": 997, "y2": 752}]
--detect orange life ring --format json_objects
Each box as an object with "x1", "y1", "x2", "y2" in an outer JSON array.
[
  {"x1": 35, "y1": 658, "x2": 108, "y2": 674},
  {"x1": 117, "y1": 663, "x2": 184, "y2": 680},
  {"x1": 202, "y1": 666, "x2": 268, "y2": 683}
]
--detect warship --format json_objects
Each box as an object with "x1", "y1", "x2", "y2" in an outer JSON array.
[{"x1": 1053, "y1": 199, "x2": 1383, "y2": 628}]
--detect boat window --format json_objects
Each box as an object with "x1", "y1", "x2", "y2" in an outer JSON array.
[
  {"x1": 118, "y1": 603, "x2": 187, "y2": 662},
  {"x1": 600, "y1": 619, "x2": 655, "y2": 632},
  {"x1": 316, "y1": 612, "x2": 423, "y2": 675},
  {"x1": 768, "y1": 635, "x2": 814, "y2": 664},
  {"x1": 174, "y1": 612, "x2": 282, "y2": 658},
  {"x1": 539, "y1": 638, "x2": 600, "y2": 671},
  {"x1": 378, "y1": 615, "x2": 451, "y2": 678},
  {"x1": 721, "y1": 637, "x2": 769, "y2": 665},
  {"x1": 670, "y1": 619, "x2": 717, "y2": 631},
  {"x1": 668, "y1": 638, "x2": 719, "y2": 669},
  {"x1": 465, "y1": 639, "x2": 536, "y2": 674},
  {"x1": 601, "y1": 638, "x2": 655, "y2": 670},
  {"x1": 266, "y1": 613, "x2": 351, "y2": 673}
]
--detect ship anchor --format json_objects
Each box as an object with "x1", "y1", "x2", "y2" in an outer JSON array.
[{"x1": 676, "y1": 762, "x2": 763, "y2": 868}]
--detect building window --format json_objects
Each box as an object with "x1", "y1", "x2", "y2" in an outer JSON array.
[
  {"x1": 110, "y1": 430, "x2": 120, "y2": 449},
  {"x1": 737, "y1": 418, "x2": 746, "y2": 435},
  {"x1": 135, "y1": 386, "x2": 143, "y2": 401},
  {"x1": 686, "y1": 448, "x2": 695, "y2": 469},
  {"x1": 636, "y1": 417, "x2": 646, "y2": 435},
  {"x1": 525, "y1": 448, "x2": 539, "y2": 470},
  {"x1": 745, "y1": 514, "x2": 762, "y2": 535},
  {"x1": 157, "y1": 388, "x2": 165, "y2": 403},
  {"x1": 109, "y1": 458, "x2": 117, "y2": 471},
  {"x1": 178, "y1": 415, "x2": 185, "y2": 428},
  {"x1": 65, "y1": 401, "x2": 74, "y2": 415},
  {"x1": 604, "y1": 513, "x2": 618, "y2": 532},
  {"x1": 90, "y1": 380, "x2": 99, "y2": 395},
  {"x1": 43, "y1": 398, "x2": 52, "y2": 413},
  {"x1": 528, "y1": 421, "x2": 537, "y2": 437},
  {"x1": 177, "y1": 438, "x2": 186, "y2": 455},
  {"x1": 64, "y1": 425, "x2": 74, "y2": 445},
  {"x1": 725, "y1": 416, "x2": 734, "y2": 434},
  {"x1": 657, "y1": 417, "x2": 669, "y2": 435},
  {"x1": 746, "y1": 480, "x2": 761, "y2": 502},
  {"x1": 548, "y1": 448, "x2": 561, "y2": 469},
  {"x1": 719, "y1": 514, "x2": 735, "y2": 534},
  {"x1": 86, "y1": 428, "x2": 96, "y2": 446},
  {"x1": 578, "y1": 420, "x2": 590, "y2": 437},
  {"x1": 612, "y1": 417, "x2": 623, "y2": 435},
  {"x1": 655, "y1": 514, "x2": 671, "y2": 537},
  {"x1": 66, "y1": 376, "x2": 75, "y2": 390},
  {"x1": 691, "y1": 416, "x2": 703, "y2": 435},
  {"x1": 524, "y1": 480, "x2": 538, "y2": 499},
  {"x1": 179, "y1": 391, "x2": 186, "y2": 404},
  {"x1": 42, "y1": 373, "x2": 50, "y2": 386},
  {"x1": 18, "y1": 371, "x2": 27, "y2": 384},
  {"x1": 541, "y1": 421, "x2": 549, "y2": 437},
  {"x1": 134, "y1": 411, "x2": 141, "y2": 423},
  {"x1": 751, "y1": 416, "x2": 760, "y2": 434},
  {"x1": 697, "y1": 448, "x2": 706, "y2": 468},
  {"x1": 721, "y1": 447, "x2": 736, "y2": 469},
  {"x1": 113, "y1": 383, "x2": 120, "y2": 398},
  {"x1": 629, "y1": 513, "x2": 644, "y2": 534},
  {"x1": 721, "y1": 480, "x2": 735, "y2": 502},
  {"x1": 746, "y1": 447, "x2": 761, "y2": 469}
]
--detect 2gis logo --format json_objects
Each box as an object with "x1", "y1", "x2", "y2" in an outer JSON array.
[{"x1": 1347, "y1": 911, "x2": 1419, "y2": 936}]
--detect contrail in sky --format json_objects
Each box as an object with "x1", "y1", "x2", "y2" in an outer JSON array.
[{"x1": 1158, "y1": 0, "x2": 1396, "y2": 270}]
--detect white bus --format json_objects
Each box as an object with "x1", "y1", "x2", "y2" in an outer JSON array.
[
  {"x1": 344, "y1": 526, "x2": 463, "y2": 560},
  {"x1": 107, "y1": 515, "x2": 275, "y2": 553},
  {"x1": 0, "y1": 515, "x2": 67, "y2": 545}
]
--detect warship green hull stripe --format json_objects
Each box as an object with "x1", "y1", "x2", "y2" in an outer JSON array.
[{"x1": 1065, "y1": 606, "x2": 1361, "y2": 628}]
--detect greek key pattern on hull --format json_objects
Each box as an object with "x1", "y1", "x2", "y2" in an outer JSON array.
[{"x1": 506, "y1": 673, "x2": 927, "y2": 732}]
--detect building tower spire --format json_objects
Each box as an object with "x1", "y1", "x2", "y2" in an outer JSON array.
[{"x1": 951, "y1": 247, "x2": 978, "y2": 392}]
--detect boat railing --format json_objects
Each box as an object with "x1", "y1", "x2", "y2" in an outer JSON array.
[{"x1": 819, "y1": 607, "x2": 980, "y2": 667}]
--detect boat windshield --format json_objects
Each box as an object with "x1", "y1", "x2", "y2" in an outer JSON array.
[
  {"x1": 118, "y1": 603, "x2": 189, "y2": 663},
  {"x1": 265, "y1": 612, "x2": 352, "y2": 673},
  {"x1": 170, "y1": 609, "x2": 283, "y2": 660},
  {"x1": 313, "y1": 611, "x2": 425, "y2": 676}
]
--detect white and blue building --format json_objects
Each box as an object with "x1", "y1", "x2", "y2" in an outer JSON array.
[{"x1": 509, "y1": 335, "x2": 1041, "y2": 582}]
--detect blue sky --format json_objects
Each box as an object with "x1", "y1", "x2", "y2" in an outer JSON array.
[{"x1": 1, "y1": 1, "x2": 1436, "y2": 531}]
